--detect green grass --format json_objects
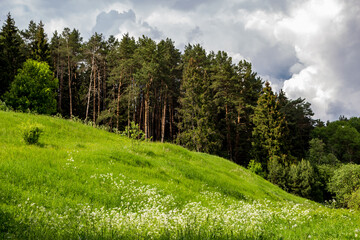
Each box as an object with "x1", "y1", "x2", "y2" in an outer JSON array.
[{"x1": 1, "y1": 110, "x2": 359, "y2": 239}]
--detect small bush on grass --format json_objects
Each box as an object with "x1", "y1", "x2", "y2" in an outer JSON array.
[{"x1": 22, "y1": 123, "x2": 44, "y2": 145}]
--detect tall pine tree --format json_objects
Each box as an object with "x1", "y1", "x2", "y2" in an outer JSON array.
[
  {"x1": 177, "y1": 44, "x2": 220, "y2": 153},
  {"x1": 251, "y1": 82, "x2": 289, "y2": 170},
  {"x1": 0, "y1": 13, "x2": 25, "y2": 97}
]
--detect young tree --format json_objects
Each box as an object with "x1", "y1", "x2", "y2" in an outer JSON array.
[{"x1": 4, "y1": 59, "x2": 58, "y2": 114}]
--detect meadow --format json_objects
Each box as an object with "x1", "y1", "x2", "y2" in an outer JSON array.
[{"x1": 1, "y1": 111, "x2": 359, "y2": 239}]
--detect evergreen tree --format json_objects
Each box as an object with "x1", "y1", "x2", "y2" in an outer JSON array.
[
  {"x1": 60, "y1": 28, "x2": 83, "y2": 118},
  {"x1": 234, "y1": 60, "x2": 263, "y2": 165},
  {"x1": 156, "y1": 38, "x2": 181, "y2": 142},
  {"x1": 177, "y1": 44, "x2": 221, "y2": 153},
  {"x1": 104, "y1": 33, "x2": 136, "y2": 130},
  {"x1": 0, "y1": 13, "x2": 25, "y2": 97},
  {"x1": 278, "y1": 91, "x2": 314, "y2": 160},
  {"x1": 32, "y1": 21, "x2": 51, "y2": 65},
  {"x1": 134, "y1": 36, "x2": 158, "y2": 139},
  {"x1": 251, "y1": 82, "x2": 289, "y2": 171},
  {"x1": 210, "y1": 51, "x2": 237, "y2": 159}
]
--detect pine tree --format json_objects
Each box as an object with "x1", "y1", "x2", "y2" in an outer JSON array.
[
  {"x1": 105, "y1": 33, "x2": 136, "y2": 130},
  {"x1": 60, "y1": 28, "x2": 82, "y2": 118},
  {"x1": 0, "y1": 13, "x2": 25, "y2": 97},
  {"x1": 32, "y1": 21, "x2": 51, "y2": 65},
  {"x1": 210, "y1": 51, "x2": 236, "y2": 159},
  {"x1": 177, "y1": 44, "x2": 220, "y2": 153},
  {"x1": 233, "y1": 60, "x2": 263, "y2": 165},
  {"x1": 251, "y1": 81, "x2": 289, "y2": 171},
  {"x1": 134, "y1": 36, "x2": 158, "y2": 139},
  {"x1": 156, "y1": 38, "x2": 181, "y2": 142}
]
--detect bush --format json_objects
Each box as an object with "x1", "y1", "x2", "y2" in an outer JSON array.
[
  {"x1": 122, "y1": 121, "x2": 145, "y2": 141},
  {"x1": 328, "y1": 164, "x2": 360, "y2": 208},
  {"x1": 248, "y1": 159, "x2": 266, "y2": 178},
  {"x1": 348, "y1": 188, "x2": 360, "y2": 210},
  {"x1": 288, "y1": 159, "x2": 319, "y2": 200},
  {"x1": 4, "y1": 59, "x2": 58, "y2": 114},
  {"x1": 267, "y1": 155, "x2": 288, "y2": 191},
  {"x1": 22, "y1": 123, "x2": 43, "y2": 145}
]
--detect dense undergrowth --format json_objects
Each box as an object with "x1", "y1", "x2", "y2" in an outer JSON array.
[{"x1": 1, "y1": 111, "x2": 359, "y2": 239}]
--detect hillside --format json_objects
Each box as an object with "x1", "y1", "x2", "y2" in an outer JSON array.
[{"x1": 1, "y1": 111, "x2": 359, "y2": 239}]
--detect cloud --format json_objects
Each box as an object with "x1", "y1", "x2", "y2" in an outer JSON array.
[{"x1": 92, "y1": 9, "x2": 136, "y2": 37}]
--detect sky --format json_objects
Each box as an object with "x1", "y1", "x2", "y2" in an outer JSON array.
[{"x1": 1, "y1": 0, "x2": 360, "y2": 121}]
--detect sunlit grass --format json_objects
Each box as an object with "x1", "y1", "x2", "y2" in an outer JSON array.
[{"x1": 1, "y1": 110, "x2": 360, "y2": 239}]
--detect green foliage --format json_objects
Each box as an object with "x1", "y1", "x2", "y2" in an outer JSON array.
[
  {"x1": 22, "y1": 122, "x2": 43, "y2": 144},
  {"x1": 0, "y1": 99, "x2": 9, "y2": 111},
  {"x1": 247, "y1": 159, "x2": 266, "y2": 178},
  {"x1": 4, "y1": 59, "x2": 58, "y2": 114},
  {"x1": 278, "y1": 92, "x2": 314, "y2": 160},
  {"x1": 0, "y1": 12, "x2": 25, "y2": 97},
  {"x1": 122, "y1": 121, "x2": 145, "y2": 141},
  {"x1": 330, "y1": 125, "x2": 360, "y2": 163},
  {"x1": 348, "y1": 188, "x2": 360, "y2": 210},
  {"x1": 312, "y1": 118, "x2": 360, "y2": 163},
  {"x1": 288, "y1": 159, "x2": 317, "y2": 200},
  {"x1": 328, "y1": 164, "x2": 360, "y2": 208},
  {"x1": 177, "y1": 44, "x2": 221, "y2": 153},
  {"x1": 267, "y1": 156, "x2": 288, "y2": 191},
  {"x1": 251, "y1": 82, "x2": 290, "y2": 171},
  {"x1": 308, "y1": 138, "x2": 340, "y2": 165}
]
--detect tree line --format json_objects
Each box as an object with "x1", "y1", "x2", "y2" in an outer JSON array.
[{"x1": 1, "y1": 13, "x2": 360, "y2": 208}]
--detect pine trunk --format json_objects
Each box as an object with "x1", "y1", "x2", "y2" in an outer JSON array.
[
  {"x1": 144, "y1": 77, "x2": 153, "y2": 140},
  {"x1": 226, "y1": 104, "x2": 233, "y2": 160},
  {"x1": 161, "y1": 92, "x2": 167, "y2": 143},
  {"x1": 93, "y1": 66, "x2": 96, "y2": 124},
  {"x1": 116, "y1": 76, "x2": 122, "y2": 130},
  {"x1": 68, "y1": 54, "x2": 72, "y2": 119},
  {"x1": 97, "y1": 67, "x2": 101, "y2": 119},
  {"x1": 86, "y1": 55, "x2": 94, "y2": 121}
]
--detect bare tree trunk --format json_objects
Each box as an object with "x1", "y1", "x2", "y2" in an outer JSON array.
[
  {"x1": 59, "y1": 66, "x2": 64, "y2": 114},
  {"x1": 116, "y1": 76, "x2": 122, "y2": 130},
  {"x1": 86, "y1": 55, "x2": 94, "y2": 121},
  {"x1": 169, "y1": 98, "x2": 173, "y2": 141},
  {"x1": 144, "y1": 77, "x2": 153, "y2": 140},
  {"x1": 93, "y1": 65, "x2": 96, "y2": 124},
  {"x1": 68, "y1": 54, "x2": 72, "y2": 119},
  {"x1": 225, "y1": 104, "x2": 233, "y2": 160},
  {"x1": 97, "y1": 67, "x2": 101, "y2": 119},
  {"x1": 161, "y1": 91, "x2": 167, "y2": 143}
]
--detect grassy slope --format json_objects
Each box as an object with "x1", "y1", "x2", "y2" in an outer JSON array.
[{"x1": 0, "y1": 111, "x2": 359, "y2": 239}]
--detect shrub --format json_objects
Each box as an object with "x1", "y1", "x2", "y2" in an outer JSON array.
[
  {"x1": 122, "y1": 121, "x2": 145, "y2": 141},
  {"x1": 328, "y1": 164, "x2": 360, "y2": 208},
  {"x1": 248, "y1": 159, "x2": 266, "y2": 178},
  {"x1": 22, "y1": 123, "x2": 43, "y2": 145},
  {"x1": 348, "y1": 188, "x2": 360, "y2": 210},
  {"x1": 4, "y1": 59, "x2": 58, "y2": 114}
]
